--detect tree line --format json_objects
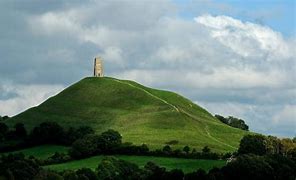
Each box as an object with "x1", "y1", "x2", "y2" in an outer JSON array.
[
  {"x1": 0, "y1": 121, "x2": 226, "y2": 161},
  {"x1": 215, "y1": 114, "x2": 249, "y2": 131},
  {"x1": 1, "y1": 121, "x2": 295, "y2": 179}
]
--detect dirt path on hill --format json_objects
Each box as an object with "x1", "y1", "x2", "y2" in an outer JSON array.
[
  {"x1": 179, "y1": 109, "x2": 236, "y2": 149},
  {"x1": 113, "y1": 78, "x2": 235, "y2": 149},
  {"x1": 112, "y1": 79, "x2": 179, "y2": 112}
]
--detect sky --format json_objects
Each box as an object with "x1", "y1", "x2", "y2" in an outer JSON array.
[{"x1": 0, "y1": 0, "x2": 295, "y2": 137}]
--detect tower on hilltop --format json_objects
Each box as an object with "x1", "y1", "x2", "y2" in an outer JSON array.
[{"x1": 94, "y1": 57, "x2": 103, "y2": 77}]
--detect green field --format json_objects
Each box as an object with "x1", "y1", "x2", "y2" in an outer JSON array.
[
  {"x1": 45, "y1": 155, "x2": 226, "y2": 173},
  {"x1": 3, "y1": 145, "x2": 226, "y2": 173},
  {"x1": 1, "y1": 145, "x2": 69, "y2": 159},
  {"x1": 7, "y1": 77, "x2": 250, "y2": 152}
]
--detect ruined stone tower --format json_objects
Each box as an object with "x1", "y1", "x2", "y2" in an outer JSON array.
[{"x1": 94, "y1": 57, "x2": 103, "y2": 77}]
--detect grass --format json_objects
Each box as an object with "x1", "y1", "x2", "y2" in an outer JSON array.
[
  {"x1": 1, "y1": 145, "x2": 69, "y2": 159},
  {"x1": 45, "y1": 155, "x2": 226, "y2": 173},
  {"x1": 7, "y1": 77, "x2": 250, "y2": 153}
]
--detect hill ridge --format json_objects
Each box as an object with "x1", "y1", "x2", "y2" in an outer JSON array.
[{"x1": 8, "y1": 77, "x2": 249, "y2": 152}]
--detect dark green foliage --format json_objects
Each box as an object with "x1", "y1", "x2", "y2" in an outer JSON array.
[
  {"x1": 100, "y1": 129, "x2": 122, "y2": 151},
  {"x1": 0, "y1": 122, "x2": 8, "y2": 141},
  {"x1": 63, "y1": 170, "x2": 79, "y2": 180},
  {"x1": 14, "y1": 123, "x2": 27, "y2": 138},
  {"x1": 144, "y1": 161, "x2": 166, "y2": 180},
  {"x1": 184, "y1": 169, "x2": 207, "y2": 180},
  {"x1": 264, "y1": 154, "x2": 296, "y2": 180},
  {"x1": 162, "y1": 145, "x2": 172, "y2": 155},
  {"x1": 215, "y1": 114, "x2": 249, "y2": 131},
  {"x1": 1, "y1": 116, "x2": 9, "y2": 121},
  {"x1": 222, "y1": 154, "x2": 273, "y2": 180},
  {"x1": 163, "y1": 169, "x2": 184, "y2": 180},
  {"x1": 76, "y1": 168, "x2": 98, "y2": 180},
  {"x1": 45, "y1": 152, "x2": 71, "y2": 165},
  {"x1": 202, "y1": 146, "x2": 211, "y2": 153},
  {"x1": 0, "y1": 153, "x2": 40, "y2": 180},
  {"x1": 30, "y1": 122, "x2": 65, "y2": 144},
  {"x1": 69, "y1": 135, "x2": 100, "y2": 159},
  {"x1": 62, "y1": 126, "x2": 95, "y2": 145},
  {"x1": 183, "y1": 146, "x2": 190, "y2": 154},
  {"x1": 97, "y1": 156, "x2": 140, "y2": 180},
  {"x1": 34, "y1": 170, "x2": 63, "y2": 180},
  {"x1": 238, "y1": 134, "x2": 267, "y2": 155}
]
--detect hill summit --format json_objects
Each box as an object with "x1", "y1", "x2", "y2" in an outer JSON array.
[{"x1": 9, "y1": 77, "x2": 249, "y2": 152}]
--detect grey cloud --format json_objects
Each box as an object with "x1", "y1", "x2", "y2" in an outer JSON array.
[{"x1": 0, "y1": 1, "x2": 295, "y2": 137}]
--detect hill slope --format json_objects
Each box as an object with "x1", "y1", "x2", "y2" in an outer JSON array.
[{"x1": 8, "y1": 77, "x2": 249, "y2": 152}]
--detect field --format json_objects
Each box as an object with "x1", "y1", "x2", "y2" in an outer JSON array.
[
  {"x1": 45, "y1": 155, "x2": 226, "y2": 173},
  {"x1": 2, "y1": 145, "x2": 226, "y2": 173},
  {"x1": 1, "y1": 145, "x2": 69, "y2": 159},
  {"x1": 7, "y1": 77, "x2": 250, "y2": 153}
]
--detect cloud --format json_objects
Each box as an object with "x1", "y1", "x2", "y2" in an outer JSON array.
[
  {"x1": 0, "y1": 1, "x2": 295, "y2": 137},
  {"x1": 194, "y1": 14, "x2": 293, "y2": 60},
  {"x1": 0, "y1": 84, "x2": 64, "y2": 116}
]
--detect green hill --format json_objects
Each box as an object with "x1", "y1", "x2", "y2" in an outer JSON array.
[{"x1": 8, "y1": 77, "x2": 250, "y2": 152}]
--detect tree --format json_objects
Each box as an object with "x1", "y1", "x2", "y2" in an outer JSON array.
[
  {"x1": 101, "y1": 129, "x2": 122, "y2": 146},
  {"x1": 222, "y1": 154, "x2": 273, "y2": 180},
  {"x1": 238, "y1": 134, "x2": 267, "y2": 155},
  {"x1": 0, "y1": 122, "x2": 8, "y2": 141},
  {"x1": 215, "y1": 114, "x2": 249, "y2": 131},
  {"x1": 0, "y1": 153, "x2": 41, "y2": 180},
  {"x1": 280, "y1": 138, "x2": 296, "y2": 156},
  {"x1": 97, "y1": 129, "x2": 122, "y2": 153},
  {"x1": 76, "y1": 168, "x2": 98, "y2": 180},
  {"x1": 139, "y1": 144, "x2": 149, "y2": 154},
  {"x1": 34, "y1": 170, "x2": 63, "y2": 180},
  {"x1": 69, "y1": 135, "x2": 99, "y2": 159},
  {"x1": 164, "y1": 169, "x2": 184, "y2": 180},
  {"x1": 202, "y1": 146, "x2": 211, "y2": 153},
  {"x1": 184, "y1": 169, "x2": 207, "y2": 180},
  {"x1": 265, "y1": 136, "x2": 281, "y2": 154},
  {"x1": 183, "y1": 146, "x2": 190, "y2": 154},
  {"x1": 62, "y1": 126, "x2": 95, "y2": 145},
  {"x1": 14, "y1": 123, "x2": 27, "y2": 138},
  {"x1": 30, "y1": 122, "x2": 65, "y2": 144},
  {"x1": 97, "y1": 157, "x2": 140, "y2": 180},
  {"x1": 162, "y1": 145, "x2": 172, "y2": 155},
  {"x1": 144, "y1": 161, "x2": 166, "y2": 180}
]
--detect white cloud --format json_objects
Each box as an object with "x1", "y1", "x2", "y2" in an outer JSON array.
[
  {"x1": 0, "y1": 84, "x2": 64, "y2": 116},
  {"x1": 2, "y1": 1, "x2": 295, "y2": 137},
  {"x1": 194, "y1": 15, "x2": 293, "y2": 60}
]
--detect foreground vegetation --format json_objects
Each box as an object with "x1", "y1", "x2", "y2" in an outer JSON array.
[
  {"x1": 6, "y1": 77, "x2": 250, "y2": 152},
  {"x1": 45, "y1": 155, "x2": 225, "y2": 173},
  {"x1": 1, "y1": 145, "x2": 69, "y2": 159},
  {"x1": 0, "y1": 120, "x2": 295, "y2": 179}
]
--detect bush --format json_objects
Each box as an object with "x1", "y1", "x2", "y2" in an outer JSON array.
[
  {"x1": 30, "y1": 122, "x2": 65, "y2": 145},
  {"x1": 0, "y1": 153, "x2": 41, "y2": 180},
  {"x1": 76, "y1": 168, "x2": 98, "y2": 180},
  {"x1": 162, "y1": 145, "x2": 172, "y2": 155},
  {"x1": 238, "y1": 134, "x2": 267, "y2": 155},
  {"x1": 97, "y1": 156, "x2": 140, "y2": 180},
  {"x1": 34, "y1": 170, "x2": 63, "y2": 180},
  {"x1": 69, "y1": 135, "x2": 100, "y2": 159}
]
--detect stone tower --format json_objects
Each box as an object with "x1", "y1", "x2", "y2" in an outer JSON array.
[{"x1": 94, "y1": 57, "x2": 103, "y2": 77}]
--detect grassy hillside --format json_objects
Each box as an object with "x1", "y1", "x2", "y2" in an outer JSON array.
[
  {"x1": 8, "y1": 77, "x2": 250, "y2": 152},
  {"x1": 45, "y1": 155, "x2": 226, "y2": 173}
]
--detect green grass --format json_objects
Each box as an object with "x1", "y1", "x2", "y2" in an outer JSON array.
[
  {"x1": 7, "y1": 77, "x2": 250, "y2": 153},
  {"x1": 1, "y1": 145, "x2": 69, "y2": 159},
  {"x1": 45, "y1": 155, "x2": 226, "y2": 173}
]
